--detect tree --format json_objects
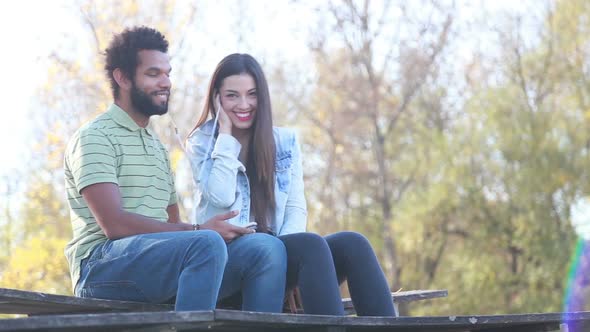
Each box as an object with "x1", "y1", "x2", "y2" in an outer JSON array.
[{"x1": 277, "y1": 1, "x2": 456, "y2": 309}]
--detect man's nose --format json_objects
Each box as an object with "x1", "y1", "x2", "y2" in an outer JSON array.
[{"x1": 159, "y1": 75, "x2": 171, "y2": 89}]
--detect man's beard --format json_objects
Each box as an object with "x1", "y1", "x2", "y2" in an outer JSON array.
[{"x1": 130, "y1": 82, "x2": 169, "y2": 117}]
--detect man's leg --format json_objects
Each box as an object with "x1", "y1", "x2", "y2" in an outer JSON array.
[
  {"x1": 325, "y1": 231, "x2": 395, "y2": 316},
  {"x1": 279, "y1": 232, "x2": 344, "y2": 315},
  {"x1": 76, "y1": 230, "x2": 227, "y2": 311},
  {"x1": 218, "y1": 233, "x2": 287, "y2": 312}
]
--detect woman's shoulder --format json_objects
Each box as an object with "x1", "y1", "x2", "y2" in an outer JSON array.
[
  {"x1": 273, "y1": 126, "x2": 301, "y2": 157},
  {"x1": 188, "y1": 119, "x2": 216, "y2": 141},
  {"x1": 273, "y1": 126, "x2": 299, "y2": 144}
]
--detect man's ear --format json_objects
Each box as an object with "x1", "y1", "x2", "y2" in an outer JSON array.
[{"x1": 113, "y1": 68, "x2": 132, "y2": 91}]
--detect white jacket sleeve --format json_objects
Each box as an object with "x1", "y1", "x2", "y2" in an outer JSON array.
[{"x1": 186, "y1": 131, "x2": 244, "y2": 208}]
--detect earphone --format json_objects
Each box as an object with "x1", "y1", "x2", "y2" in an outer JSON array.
[{"x1": 168, "y1": 115, "x2": 185, "y2": 151}]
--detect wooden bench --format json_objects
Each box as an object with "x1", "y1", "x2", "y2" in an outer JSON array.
[
  {"x1": 2, "y1": 287, "x2": 588, "y2": 332},
  {"x1": 1, "y1": 308, "x2": 588, "y2": 331},
  {"x1": 0, "y1": 287, "x2": 447, "y2": 317}
]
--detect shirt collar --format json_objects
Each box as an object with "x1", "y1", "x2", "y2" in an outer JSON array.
[{"x1": 106, "y1": 104, "x2": 153, "y2": 136}]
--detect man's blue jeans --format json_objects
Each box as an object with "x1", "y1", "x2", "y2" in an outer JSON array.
[{"x1": 75, "y1": 230, "x2": 287, "y2": 312}]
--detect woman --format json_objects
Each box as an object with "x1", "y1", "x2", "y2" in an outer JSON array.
[{"x1": 186, "y1": 53, "x2": 395, "y2": 316}]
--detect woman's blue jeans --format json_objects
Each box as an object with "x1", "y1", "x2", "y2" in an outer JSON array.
[
  {"x1": 75, "y1": 230, "x2": 286, "y2": 312},
  {"x1": 279, "y1": 231, "x2": 395, "y2": 316}
]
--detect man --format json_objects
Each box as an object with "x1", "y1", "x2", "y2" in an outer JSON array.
[{"x1": 64, "y1": 26, "x2": 287, "y2": 312}]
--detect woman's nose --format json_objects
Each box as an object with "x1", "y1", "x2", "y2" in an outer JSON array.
[{"x1": 238, "y1": 96, "x2": 249, "y2": 108}]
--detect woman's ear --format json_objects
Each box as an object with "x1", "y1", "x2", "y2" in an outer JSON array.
[{"x1": 113, "y1": 68, "x2": 132, "y2": 91}]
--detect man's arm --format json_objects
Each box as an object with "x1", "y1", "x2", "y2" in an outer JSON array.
[
  {"x1": 83, "y1": 182, "x2": 254, "y2": 241},
  {"x1": 82, "y1": 182, "x2": 191, "y2": 239},
  {"x1": 167, "y1": 203, "x2": 181, "y2": 223}
]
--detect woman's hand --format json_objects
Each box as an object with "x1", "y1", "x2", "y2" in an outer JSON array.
[
  {"x1": 200, "y1": 210, "x2": 254, "y2": 242},
  {"x1": 285, "y1": 287, "x2": 303, "y2": 314},
  {"x1": 216, "y1": 94, "x2": 232, "y2": 135}
]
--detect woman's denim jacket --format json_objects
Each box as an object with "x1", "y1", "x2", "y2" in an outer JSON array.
[{"x1": 186, "y1": 119, "x2": 307, "y2": 236}]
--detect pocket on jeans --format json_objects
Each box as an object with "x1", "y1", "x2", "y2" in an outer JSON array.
[{"x1": 79, "y1": 280, "x2": 149, "y2": 303}]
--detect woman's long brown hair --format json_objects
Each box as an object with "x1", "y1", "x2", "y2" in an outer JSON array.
[{"x1": 188, "y1": 54, "x2": 276, "y2": 233}]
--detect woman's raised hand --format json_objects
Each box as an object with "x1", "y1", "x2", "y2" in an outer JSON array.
[{"x1": 216, "y1": 94, "x2": 232, "y2": 134}]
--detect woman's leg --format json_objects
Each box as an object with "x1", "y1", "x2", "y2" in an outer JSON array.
[
  {"x1": 325, "y1": 231, "x2": 395, "y2": 316},
  {"x1": 279, "y1": 232, "x2": 344, "y2": 315},
  {"x1": 218, "y1": 233, "x2": 287, "y2": 313}
]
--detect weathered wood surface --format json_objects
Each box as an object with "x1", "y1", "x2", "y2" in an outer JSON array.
[
  {"x1": 0, "y1": 288, "x2": 447, "y2": 316},
  {"x1": 0, "y1": 288, "x2": 171, "y2": 315},
  {"x1": 343, "y1": 289, "x2": 448, "y2": 315},
  {"x1": 1, "y1": 309, "x2": 589, "y2": 332}
]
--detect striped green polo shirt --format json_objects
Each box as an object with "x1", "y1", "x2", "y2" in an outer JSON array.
[{"x1": 64, "y1": 104, "x2": 177, "y2": 290}]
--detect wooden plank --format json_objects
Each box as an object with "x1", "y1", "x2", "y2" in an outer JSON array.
[
  {"x1": 1, "y1": 309, "x2": 589, "y2": 332},
  {"x1": 342, "y1": 289, "x2": 448, "y2": 316},
  {"x1": 212, "y1": 310, "x2": 590, "y2": 331},
  {"x1": 0, "y1": 288, "x2": 171, "y2": 315},
  {"x1": 0, "y1": 288, "x2": 447, "y2": 316},
  {"x1": 0, "y1": 311, "x2": 214, "y2": 332},
  {"x1": 391, "y1": 289, "x2": 448, "y2": 302}
]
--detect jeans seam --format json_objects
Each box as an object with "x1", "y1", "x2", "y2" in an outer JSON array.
[{"x1": 81, "y1": 280, "x2": 150, "y2": 302}]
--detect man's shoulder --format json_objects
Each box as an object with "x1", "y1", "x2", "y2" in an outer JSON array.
[
  {"x1": 65, "y1": 113, "x2": 116, "y2": 155},
  {"x1": 73, "y1": 112, "x2": 115, "y2": 138}
]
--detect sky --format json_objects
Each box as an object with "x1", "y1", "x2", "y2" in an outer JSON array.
[{"x1": 0, "y1": 2, "x2": 62, "y2": 180}]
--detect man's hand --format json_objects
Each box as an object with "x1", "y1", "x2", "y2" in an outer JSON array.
[{"x1": 200, "y1": 210, "x2": 254, "y2": 242}]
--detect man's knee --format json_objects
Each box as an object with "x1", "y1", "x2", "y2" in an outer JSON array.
[
  {"x1": 196, "y1": 229, "x2": 226, "y2": 246},
  {"x1": 187, "y1": 230, "x2": 228, "y2": 264}
]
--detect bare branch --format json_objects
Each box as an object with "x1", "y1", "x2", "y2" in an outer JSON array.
[
  {"x1": 385, "y1": 14, "x2": 453, "y2": 137},
  {"x1": 77, "y1": 2, "x2": 102, "y2": 55}
]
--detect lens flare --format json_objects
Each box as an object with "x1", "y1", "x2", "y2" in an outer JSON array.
[
  {"x1": 562, "y1": 198, "x2": 590, "y2": 330},
  {"x1": 563, "y1": 239, "x2": 585, "y2": 312}
]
